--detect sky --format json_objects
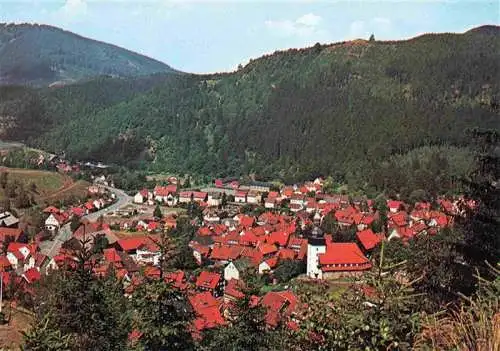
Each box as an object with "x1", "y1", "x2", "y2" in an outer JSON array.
[{"x1": 0, "y1": 0, "x2": 498, "y2": 73}]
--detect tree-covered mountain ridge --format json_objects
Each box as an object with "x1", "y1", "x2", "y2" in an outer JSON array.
[
  {"x1": 1, "y1": 25, "x2": 499, "y2": 186},
  {"x1": 0, "y1": 23, "x2": 180, "y2": 86}
]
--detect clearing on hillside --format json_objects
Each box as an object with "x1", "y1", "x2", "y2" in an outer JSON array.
[{"x1": 0, "y1": 168, "x2": 90, "y2": 205}]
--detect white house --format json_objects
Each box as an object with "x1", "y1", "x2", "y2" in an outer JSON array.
[
  {"x1": 165, "y1": 193, "x2": 177, "y2": 207},
  {"x1": 93, "y1": 199, "x2": 103, "y2": 210},
  {"x1": 0, "y1": 211, "x2": 19, "y2": 228},
  {"x1": 203, "y1": 212, "x2": 220, "y2": 224},
  {"x1": 6, "y1": 243, "x2": 31, "y2": 270},
  {"x1": 234, "y1": 190, "x2": 247, "y2": 203},
  {"x1": 136, "y1": 247, "x2": 161, "y2": 266},
  {"x1": 45, "y1": 213, "x2": 64, "y2": 232},
  {"x1": 179, "y1": 191, "x2": 192, "y2": 204},
  {"x1": 134, "y1": 190, "x2": 149, "y2": 204},
  {"x1": 264, "y1": 198, "x2": 277, "y2": 209},
  {"x1": 258, "y1": 257, "x2": 278, "y2": 274},
  {"x1": 246, "y1": 191, "x2": 261, "y2": 205},
  {"x1": 208, "y1": 193, "x2": 222, "y2": 207},
  {"x1": 154, "y1": 185, "x2": 177, "y2": 203},
  {"x1": 290, "y1": 194, "x2": 306, "y2": 206},
  {"x1": 224, "y1": 262, "x2": 241, "y2": 281}
]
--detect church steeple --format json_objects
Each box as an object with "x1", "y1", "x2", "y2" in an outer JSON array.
[{"x1": 307, "y1": 226, "x2": 326, "y2": 279}]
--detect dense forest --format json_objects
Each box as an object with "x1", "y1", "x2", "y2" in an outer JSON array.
[
  {"x1": 0, "y1": 23, "x2": 178, "y2": 86},
  {"x1": 0, "y1": 25, "x2": 498, "y2": 194}
]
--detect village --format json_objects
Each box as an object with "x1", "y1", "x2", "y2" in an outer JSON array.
[{"x1": 0, "y1": 168, "x2": 473, "y2": 341}]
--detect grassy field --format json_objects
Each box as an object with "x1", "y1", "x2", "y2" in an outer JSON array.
[
  {"x1": 40, "y1": 180, "x2": 91, "y2": 204},
  {"x1": 0, "y1": 168, "x2": 90, "y2": 205}
]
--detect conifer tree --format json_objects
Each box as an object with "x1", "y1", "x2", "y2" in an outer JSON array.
[
  {"x1": 25, "y1": 237, "x2": 132, "y2": 351},
  {"x1": 131, "y1": 280, "x2": 194, "y2": 350},
  {"x1": 460, "y1": 129, "x2": 500, "y2": 278}
]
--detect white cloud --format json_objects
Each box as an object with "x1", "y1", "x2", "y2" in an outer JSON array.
[
  {"x1": 296, "y1": 13, "x2": 321, "y2": 27},
  {"x1": 59, "y1": 0, "x2": 88, "y2": 19},
  {"x1": 265, "y1": 13, "x2": 324, "y2": 38}
]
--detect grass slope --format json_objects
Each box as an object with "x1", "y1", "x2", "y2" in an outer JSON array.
[{"x1": 0, "y1": 167, "x2": 89, "y2": 204}]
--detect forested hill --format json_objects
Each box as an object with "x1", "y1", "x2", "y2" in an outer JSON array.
[
  {"x1": 0, "y1": 23, "x2": 179, "y2": 86},
  {"x1": 0, "y1": 26, "x2": 499, "y2": 188}
]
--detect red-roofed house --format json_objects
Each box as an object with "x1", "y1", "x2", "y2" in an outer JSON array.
[
  {"x1": 318, "y1": 243, "x2": 372, "y2": 279},
  {"x1": 195, "y1": 271, "x2": 223, "y2": 296},
  {"x1": 357, "y1": 215, "x2": 375, "y2": 231},
  {"x1": 429, "y1": 212, "x2": 449, "y2": 228},
  {"x1": 258, "y1": 256, "x2": 279, "y2": 274},
  {"x1": 277, "y1": 248, "x2": 296, "y2": 260},
  {"x1": 154, "y1": 185, "x2": 177, "y2": 203},
  {"x1": 257, "y1": 242, "x2": 278, "y2": 258},
  {"x1": 189, "y1": 292, "x2": 225, "y2": 337},
  {"x1": 388, "y1": 211, "x2": 408, "y2": 228},
  {"x1": 103, "y1": 248, "x2": 122, "y2": 265},
  {"x1": 265, "y1": 231, "x2": 290, "y2": 248},
  {"x1": 84, "y1": 201, "x2": 95, "y2": 212},
  {"x1": 164, "y1": 270, "x2": 188, "y2": 290},
  {"x1": 238, "y1": 215, "x2": 255, "y2": 229},
  {"x1": 240, "y1": 247, "x2": 264, "y2": 266},
  {"x1": 388, "y1": 226, "x2": 416, "y2": 241},
  {"x1": 0, "y1": 256, "x2": 12, "y2": 271},
  {"x1": 438, "y1": 199, "x2": 455, "y2": 214},
  {"x1": 6, "y1": 242, "x2": 33, "y2": 270},
  {"x1": 116, "y1": 236, "x2": 160, "y2": 266},
  {"x1": 335, "y1": 209, "x2": 355, "y2": 228},
  {"x1": 22, "y1": 267, "x2": 41, "y2": 284},
  {"x1": 134, "y1": 189, "x2": 150, "y2": 204},
  {"x1": 210, "y1": 245, "x2": 243, "y2": 263},
  {"x1": 179, "y1": 191, "x2": 193, "y2": 203},
  {"x1": 261, "y1": 291, "x2": 298, "y2": 328},
  {"x1": 193, "y1": 192, "x2": 208, "y2": 203},
  {"x1": 70, "y1": 207, "x2": 86, "y2": 218},
  {"x1": 287, "y1": 236, "x2": 308, "y2": 261},
  {"x1": 42, "y1": 206, "x2": 60, "y2": 214},
  {"x1": 191, "y1": 242, "x2": 211, "y2": 265},
  {"x1": 235, "y1": 190, "x2": 248, "y2": 203},
  {"x1": 356, "y1": 229, "x2": 384, "y2": 252},
  {"x1": 388, "y1": 200, "x2": 404, "y2": 213},
  {"x1": 224, "y1": 279, "x2": 245, "y2": 301}
]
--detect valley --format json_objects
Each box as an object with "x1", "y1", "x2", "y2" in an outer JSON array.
[{"x1": 0, "y1": 20, "x2": 497, "y2": 351}]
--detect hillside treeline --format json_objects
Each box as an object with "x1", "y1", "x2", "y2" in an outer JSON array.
[{"x1": 0, "y1": 27, "x2": 498, "y2": 194}]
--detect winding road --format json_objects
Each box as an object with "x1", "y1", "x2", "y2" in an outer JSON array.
[
  {"x1": 40, "y1": 186, "x2": 132, "y2": 258},
  {"x1": 83, "y1": 186, "x2": 133, "y2": 221}
]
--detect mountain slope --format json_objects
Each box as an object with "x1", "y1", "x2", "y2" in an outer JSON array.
[
  {"x1": 0, "y1": 23, "x2": 179, "y2": 86},
  {"x1": 1, "y1": 26, "x2": 499, "y2": 186}
]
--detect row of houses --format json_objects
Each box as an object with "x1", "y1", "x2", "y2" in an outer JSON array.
[
  {"x1": 40, "y1": 223, "x2": 300, "y2": 339},
  {"x1": 134, "y1": 185, "x2": 209, "y2": 206}
]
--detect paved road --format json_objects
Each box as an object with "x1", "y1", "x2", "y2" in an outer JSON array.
[
  {"x1": 83, "y1": 186, "x2": 133, "y2": 222},
  {"x1": 40, "y1": 186, "x2": 132, "y2": 258},
  {"x1": 40, "y1": 223, "x2": 73, "y2": 258}
]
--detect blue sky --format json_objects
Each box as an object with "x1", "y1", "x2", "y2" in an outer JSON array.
[{"x1": 0, "y1": 0, "x2": 498, "y2": 73}]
